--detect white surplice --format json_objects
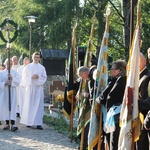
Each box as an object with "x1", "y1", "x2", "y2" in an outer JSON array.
[
  {"x1": 17, "y1": 65, "x2": 25, "y2": 117},
  {"x1": 20, "y1": 62, "x2": 47, "y2": 126},
  {"x1": 0, "y1": 69, "x2": 20, "y2": 121},
  {"x1": 12, "y1": 64, "x2": 21, "y2": 71},
  {"x1": 12, "y1": 64, "x2": 21, "y2": 113}
]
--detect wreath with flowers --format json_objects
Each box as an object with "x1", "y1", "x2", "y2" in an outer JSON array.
[{"x1": 0, "y1": 18, "x2": 18, "y2": 43}]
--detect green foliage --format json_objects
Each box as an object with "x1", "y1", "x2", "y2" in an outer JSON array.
[
  {"x1": 0, "y1": 0, "x2": 149, "y2": 62},
  {"x1": 141, "y1": 0, "x2": 150, "y2": 54}
]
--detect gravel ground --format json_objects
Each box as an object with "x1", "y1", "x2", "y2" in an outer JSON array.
[{"x1": 0, "y1": 118, "x2": 78, "y2": 150}]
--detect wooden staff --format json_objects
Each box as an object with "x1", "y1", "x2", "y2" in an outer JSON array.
[
  {"x1": 80, "y1": 124, "x2": 85, "y2": 150},
  {"x1": 84, "y1": 12, "x2": 96, "y2": 68},
  {"x1": 70, "y1": 90, "x2": 74, "y2": 142},
  {"x1": 6, "y1": 22, "x2": 11, "y2": 115},
  {"x1": 7, "y1": 43, "x2": 11, "y2": 113},
  {"x1": 70, "y1": 21, "x2": 78, "y2": 142}
]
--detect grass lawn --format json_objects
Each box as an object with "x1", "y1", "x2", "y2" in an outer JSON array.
[{"x1": 43, "y1": 115, "x2": 79, "y2": 144}]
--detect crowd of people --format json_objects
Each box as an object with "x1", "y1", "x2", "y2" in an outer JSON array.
[
  {"x1": 75, "y1": 50, "x2": 150, "y2": 150},
  {"x1": 0, "y1": 49, "x2": 150, "y2": 150},
  {"x1": 0, "y1": 52, "x2": 47, "y2": 131}
]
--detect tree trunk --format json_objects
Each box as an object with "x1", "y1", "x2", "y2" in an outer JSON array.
[{"x1": 121, "y1": 0, "x2": 130, "y2": 61}]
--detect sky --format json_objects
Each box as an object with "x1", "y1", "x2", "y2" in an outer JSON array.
[{"x1": 80, "y1": 0, "x2": 84, "y2": 6}]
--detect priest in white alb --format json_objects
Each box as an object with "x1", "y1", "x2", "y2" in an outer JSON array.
[{"x1": 20, "y1": 52, "x2": 47, "y2": 130}]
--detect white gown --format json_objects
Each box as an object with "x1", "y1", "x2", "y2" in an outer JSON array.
[
  {"x1": 17, "y1": 65, "x2": 25, "y2": 117},
  {"x1": 20, "y1": 62, "x2": 47, "y2": 126},
  {"x1": 12, "y1": 64, "x2": 21, "y2": 113},
  {"x1": 0, "y1": 69, "x2": 20, "y2": 121}
]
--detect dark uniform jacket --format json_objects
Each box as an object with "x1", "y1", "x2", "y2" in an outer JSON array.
[
  {"x1": 101, "y1": 76, "x2": 126, "y2": 110},
  {"x1": 100, "y1": 76, "x2": 126, "y2": 123},
  {"x1": 138, "y1": 67, "x2": 150, "y2": 117}
]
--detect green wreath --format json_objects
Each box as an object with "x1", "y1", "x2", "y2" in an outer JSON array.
[{"x1": 0, "y1": 18, "x2": 18, "y2": 43}]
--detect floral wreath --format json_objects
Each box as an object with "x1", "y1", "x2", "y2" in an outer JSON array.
[{"x1": 0, "y1": 18, "x2": 18, "y2": 43}]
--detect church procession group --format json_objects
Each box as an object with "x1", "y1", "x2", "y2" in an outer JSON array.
[{"x1": 0, "y1": 52, "x2": 47, "y2": 131}]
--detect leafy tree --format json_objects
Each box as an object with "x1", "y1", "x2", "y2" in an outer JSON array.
[
  {"x1": 0, "y1": 0, "x2": 149, "y2": 63},
  {"x1": 141, "y1": 0, "x2": 150, "y2": 54}
]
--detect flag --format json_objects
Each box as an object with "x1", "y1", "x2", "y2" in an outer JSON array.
[
  {"x1": 76, "y1": 14, "x2": 97, "y2": 149},
  {"x1": 62, "y1": 49, "x2": 75, "y2": 118},
  {"x1": 77, "y1": 14, "x2": 96, "y2": 133},
  {"x1": 88, "y1": 8, "x2": 110, "y2": 150},
  {"x1": 118, "y1": 1, "x2": 141, "y2": 149},
  {"x1": 77, "y1": 79, "x2": 91, "y2": 135},
  {"x1": 62, "y1": 21, "x2": 77, "y2": 119}
]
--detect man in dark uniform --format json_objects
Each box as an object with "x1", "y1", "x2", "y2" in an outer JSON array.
[{"x1": 136, "y1": 53, "x2": 150, "y2": 150}]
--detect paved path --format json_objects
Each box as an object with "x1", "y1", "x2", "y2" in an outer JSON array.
[{"x1": 0, "y1": 118, "x2": 78, "y2": 150}]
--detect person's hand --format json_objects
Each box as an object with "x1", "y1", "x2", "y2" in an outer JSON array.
[
  {"x1": 96, "y1": 93, "x2": 104, "y2": 104},
  {"x1": 96, "y1": 96, "x2": 100, "y2": 104},
  {"x1": 5, "y1": 80, "x2": 11, "y2": 86},
  {"x1": 31, "y1": 74, "x2": 39, "y2": 79},
  {"x1": 83, "y1": 92, "x2": 89, "y2": 98},
  {"x1": 8, "y1": 73, "x2": 13, "y2": 80},
  {"x1": 75, "y1": 94, "x2": 79, "y2": 101}
]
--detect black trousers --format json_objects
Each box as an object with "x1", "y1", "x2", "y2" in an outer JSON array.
[
  {"x1": 135, "y1": 129, "x2": 150, "y2": 150},
  {"x1": 6, "y1": 120, "x2": 15, "y2": 125},
  {"x1": 105, "y1": 123, "x2": 120, "y2": 150}
]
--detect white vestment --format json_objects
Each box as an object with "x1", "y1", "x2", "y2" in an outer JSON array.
[
  {"x1": 12, "y1": 64, "x2": 21, "y2": 71},
  {"x1": 20, "y1": 62, "x2": 47, "y2": 126},
  {"x1": 0, "y1": 69, "x2": 20, "y2": 121},
  {"x1": 17, "y1": 65, "x2": 25, "y2": 117},
  {"x1": 12, "y1": 64, "x2": 21, "y2": 113}
]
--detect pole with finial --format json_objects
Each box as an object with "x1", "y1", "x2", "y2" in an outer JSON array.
[{"x1": 0, "y1": 17, "x2": 18, "y2": 126}]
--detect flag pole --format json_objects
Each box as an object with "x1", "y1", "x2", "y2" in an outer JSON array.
[
  {"x1": 5, "y1": 20, "x2": 12, "y2": 126},
  {"x1": 80, "y1": 120, "x2": 85, "y2": 150},
  {"x1": 7, "y1": 42, "x2": 11, "y2": 126},
  {"x1": 84, "y1": 12, "x2": 96, "y2": 68},
  {"x1": 130, "y1": 0, "x2": 135, "y2": 48},
  {"x1": 0, "y1": 18, "x2": 18, "y2": 128},
  {"x1": 70, "y1": 21, "x2": 77, "y2": 142},
  {"x1": 70, "y1": 91, "x2": 74, "y2": 142},
  {"x1": 97, "y1": 8, "x2": 110, "y2": 150},
  {"x1": 131, "y1": 1, "x2": 141, "y2": 149}
]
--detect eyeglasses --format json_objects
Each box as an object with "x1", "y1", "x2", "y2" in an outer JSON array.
[{"x1": 34, "y1": 56, "x2": 40, "y2": 58}]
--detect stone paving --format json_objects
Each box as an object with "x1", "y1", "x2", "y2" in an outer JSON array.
[{"x1": 0, "y1": 118, "x2": 78, "y2": 150}]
